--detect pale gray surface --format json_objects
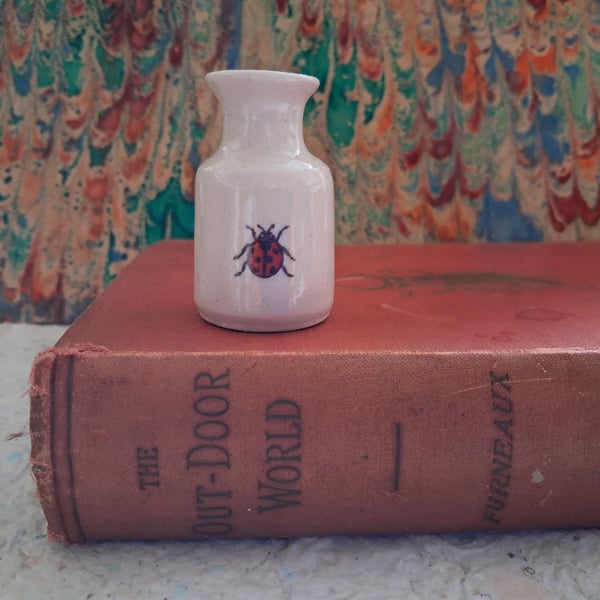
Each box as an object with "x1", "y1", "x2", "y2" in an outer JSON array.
[{"x1": 1, "y1": 323, "x2": 599, "y2": 600}]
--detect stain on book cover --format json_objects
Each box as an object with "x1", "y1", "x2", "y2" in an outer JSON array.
[{"x1": 336, "y1": 272, "x2": 568, "y2": 295}]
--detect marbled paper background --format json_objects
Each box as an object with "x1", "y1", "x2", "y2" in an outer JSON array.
[{"x1": 1, "y1": 0, "x2": 600, "y2": 322}]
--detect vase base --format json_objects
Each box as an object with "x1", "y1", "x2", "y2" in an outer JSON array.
[{"x1": 198, "y1": 309, "x2": 331, "y2": 333}]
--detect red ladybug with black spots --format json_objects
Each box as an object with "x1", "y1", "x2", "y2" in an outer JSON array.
[{"x1": 234, "y1": 224, "x2": 295, "y2": 278}]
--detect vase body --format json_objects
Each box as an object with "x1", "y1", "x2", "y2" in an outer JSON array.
[{"x1": 194, "y1": 70, "x2": 334, "y2": 332}]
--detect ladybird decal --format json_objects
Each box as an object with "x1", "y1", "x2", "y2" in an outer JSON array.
[{"x1": 234, "y1": 224, "x2": 295, "y2": 278}]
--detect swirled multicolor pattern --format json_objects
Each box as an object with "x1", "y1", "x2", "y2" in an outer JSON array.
[{"x1": 1, "y1": 0, "x2": 600, "y2": 322}]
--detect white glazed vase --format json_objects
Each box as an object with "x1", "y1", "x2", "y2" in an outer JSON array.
[{"x1": 194, "y1": 70, "x2": 335, "y2": 332}]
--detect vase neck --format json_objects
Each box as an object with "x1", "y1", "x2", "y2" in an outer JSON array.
[
  {"x1": 206, "y1": 70, "x2": 319, "y2": 157},
  {"x1": 221, "y1": 101, "x2": 306, "y2": 155}
]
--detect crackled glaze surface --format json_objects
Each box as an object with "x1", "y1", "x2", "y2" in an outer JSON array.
[{"x1": 1, "y1": 0, "x2": 600, "y2": 321}]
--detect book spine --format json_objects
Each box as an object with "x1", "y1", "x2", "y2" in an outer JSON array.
[
  {"x1": 30, "y1": 348, "x2": 600, "y2": 542},
  {"x1": 29, "y1": 351, "x2": 66, "y2": 542}
]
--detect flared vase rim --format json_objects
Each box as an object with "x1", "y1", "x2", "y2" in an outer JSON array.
[{"x1": 206, "y1": 69, "x2": 319, "y2": 87}]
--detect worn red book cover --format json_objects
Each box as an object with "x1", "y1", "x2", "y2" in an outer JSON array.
[{"x1": 30, "y1": 241, "x2": 600, "y2": 542}]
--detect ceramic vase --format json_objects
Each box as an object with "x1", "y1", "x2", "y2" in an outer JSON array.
[{"x1": 194, "y1": 70, "x2": 335, "y2": 332}]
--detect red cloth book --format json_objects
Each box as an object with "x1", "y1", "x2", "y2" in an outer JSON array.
[{"x1": 30, "y1": 241, "x2": 600, "y2": 542}]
